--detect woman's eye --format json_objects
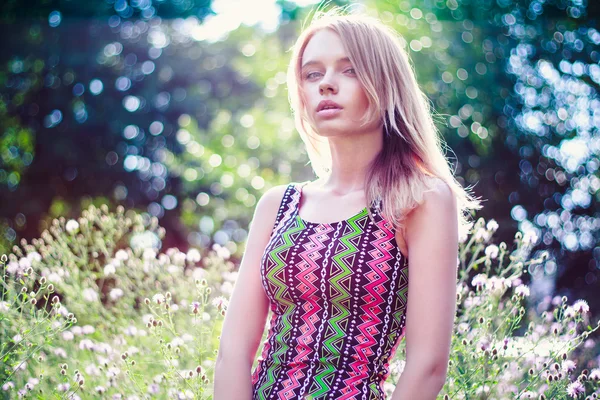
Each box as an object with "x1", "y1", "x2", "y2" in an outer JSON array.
[{"x1": 304, "y1": 68, "x2": 355, "y2": 80}]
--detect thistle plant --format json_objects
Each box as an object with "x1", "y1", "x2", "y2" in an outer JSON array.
[
  {"x1": 0, "y1": 204, "x2": 233, "y2": 399},
  {"x1": 384, "y1": 218, "x2": 600, "y2": 399}
]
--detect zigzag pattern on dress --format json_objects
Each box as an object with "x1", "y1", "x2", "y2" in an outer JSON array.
[{"x1": 251, "y1": 181, "x2": 409, "y2": 400}]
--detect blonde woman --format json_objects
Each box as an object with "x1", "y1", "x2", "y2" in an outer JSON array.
[{"x1": 214, "y1": 6, "x2": 482, "y2": 400}]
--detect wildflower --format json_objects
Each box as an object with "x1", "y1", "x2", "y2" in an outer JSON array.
[
  {"x1": 0, "y1": 301, "x2": 9, "y2": 312},
  {"x1": 115, "y1": 249, "x2": 129, "y2": 261},
  {"x1": 471, "y1": 274, "x2": 487, "y2": 289},
  {"x1": 79, "y1": 339, "x2": 95, "y2": 351},
  {"x1": 95, "y1": 386, "x2": 106, "y2": 394},
  {"x1": 65, "y1": 219, "x2": 79, "y2": 234},
  {"x1": 148, "y1": 383, "x2": 160, "y2": 394},
  {"x1": 62, "y1": 331, "x2": 74, "y2": 341},
  {"x1": 190, "y1": 301, "x2": 201, "y2": 314},
  {"x1": 2, "y1": 382, "x2": 15, "y2": 391},
  {"x1": 6, "y1": 261, "x2": 20, "y2": 275},
  {"x1": 522, "y1": 230, "x2": 538, "y2": 245},
  {"x1": 27, "y1": 251, "x2": 42, "y2": 263},
  {"x1": 485, "y1": 276, "x2": 512, "y2": 294},
  {"x1": 103, "y1": 263, "x2": 116, "y2": 276},
  {"x1": 566, "y1": 380, "x2": 585, "y2": 398},
  {"x1": 211, "y1": 296, "x2": 229, "y2": 312},
  {"x1": 589, "y1": 368, "x2": 600, "y2": 381},
  {"x1": 187, "y1": 248, "x2": 201, "y2": 263},
  {"x1": 562, "y1": 360, "x2": 577, "y2": 374},
  {"x1": 564, "y1": 306, "x2": 576, "y2": 319},
  {"x1": 474, "y1": 228, "x2": 490, "y2": 242},
  {"x1": 173, "y1": 251, "x2": 187, "y2": 265},
  {"x1": 85, "y1": 364, "x2": 100, "y2": 376},
  {"x1": 57, "y1": 383, "x2": 70, "y2": 392},
  {"x1": 82, "y1": 288, "x2": 99, "y2": 302},
  {"x1": 515, "y1": 284, "x2": 530, "y2": 297},
  {"x1": 486, "y1": 219, "x2": 499, "y2": 232},
  {"x1": 53, "y1": 348, "x2": 67, "y2": 357},
  {"x1": 82, "y1": 325, "x2": 95, "y2": 334},
  {"x1": 485, "y1": 244, "x2": 499, "y2": 259},
  {"x1": 143, "y1": 248, "x2": 157, "y2": 260},
  {"x1": 109, "y1": 288, "x2": 124, "y2": 301},
  {"x1": 152, "y1": 293, "x2": 166, "y2": 305},
  {"x1": 572, "y1": 300, "x2": 589, "y2": 315}
]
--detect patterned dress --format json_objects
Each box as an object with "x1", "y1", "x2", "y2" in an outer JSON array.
[{"x1": 251, "y1": 181, "x2": 409, "y2": 400}]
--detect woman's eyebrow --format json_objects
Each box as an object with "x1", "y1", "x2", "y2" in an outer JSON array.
[{"x1": 301, "y1": 56, "x2": 351, "y2": 69}]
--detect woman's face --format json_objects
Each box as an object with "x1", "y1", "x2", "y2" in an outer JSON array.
[{"x1": 300, "y1": 29, "x2": 371, "y2": 137}]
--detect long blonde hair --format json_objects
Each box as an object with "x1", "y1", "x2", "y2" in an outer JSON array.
[{"x1": 286, "y1": 5, "x2": 483, "y2": 239}]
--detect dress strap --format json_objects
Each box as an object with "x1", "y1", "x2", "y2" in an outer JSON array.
[{"x1": 268, "y1": 182, "x2": 302, "y2": 240}]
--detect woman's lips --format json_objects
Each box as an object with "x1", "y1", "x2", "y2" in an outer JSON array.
[{"x1": 316, "y1": 108, "x2": 342, "y2": 118}]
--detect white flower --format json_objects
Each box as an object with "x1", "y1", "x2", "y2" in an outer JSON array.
[
  {"x1": 47, "y1": 272, "x2": 62, "y2": 283},
  {"x1": 53, "y1": 348, "x2": 67, "y2": 357},
  {"x1": 572, "y1": 300, "x2": 589, "y2": 314},
  {"x1": 515, "y1": 284, "x2": 530, "y2": 297},
  {"x1": 65, "y1": 220, "x2": 79, "y2": 234},
  {"x1": 2, "y1": 382, "x2": 15, "y2": 391},
  {"x1": 486, "y1": 219, "x2": 499, "y2": 232},
  {"x1": 57, "y1": 383, "x2": 70, "y2": 392},
  {"x1": 152, "y1": 294, "x2": 165, "y2": 305},
  {"x1": 564, "y1": 306, "x2": 576, "y2": 319},
  {"x1": 79, "y1": 339, "x2": 95, "y2": 351},
  {"x1": 457, "y1": 322, "x2": 470, "y2": 334},
  {"x1": 186, "y1": 248, "x2": 201, "y2": 263},
  {"x1": 115, "y1": 249, "x2": 129, "y2": 261},
  {"x1": 0, "y1": 301, "x2": 9, "y2": 312},
  {"x1": 109, "y1": 288, "x2": 124, "y2": 301},
  {"x1": 485, "y1": 276, "x2": 512, "y2": 294},
  {"x1": 471, "y1": 274, "x2": 487, "y2": 289},
  {"x1": 211, "y1": 296, "x2": 229, "y2": 312},
  {"x1": 62, "y1": 331, "x2": 74, "y2": 341},
  {"x1": 485, "y1": 244, "x2": 499, "y2": 259},
  {"x1": 562, "y1": 360, "x2": 576, "y2": 374},
  {"x1": 474, "y1": 228, "x2": 491, "y2": 242},
  {"x1": 6, "y1": 261, "x2": 20, "y2": 275},
  {"x1": 82, "y1": 288, "x2": 99, "y2": 302},
  {"x1": 213, "y1": 243, "x2": 231, "y2": 260},
  {"x1": 172, "y1": 251, "x2": 187, "y2": 266},
  {"x1": 143, "y1": 248, "x2": 157, "y2": 260},
  {"x1": 85, "y1": 364, "x2": 101, "y2": 376},
  {"x1": 18, "y1": 257, "x2": 31, "y2": 270},
  {"x1": 82, "y1": 325, "x2": 95, "y2": 334},
  {"x1": 27, "y1": 251, "x2": 42, "y2": 263},
  {"x1": 103, "y1": 263, "x2": 116, "y2": 276},
  {"x1": 589, "y1": 368, "x2": 600, "y2": 380},
  {"x1": 522, "y1": 230, "x2": 538, "y2": 245}
]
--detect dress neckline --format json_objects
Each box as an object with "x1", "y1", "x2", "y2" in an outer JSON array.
[{"x1": 294, "y1": 181, "x2": 372, "y2": 226}]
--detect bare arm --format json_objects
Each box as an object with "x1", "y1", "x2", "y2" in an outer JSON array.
[
  {"x1": 391, "y1": 179, "x2": 459, "y2": 400},
  {"x1": 213, "y1": 185, "x2": 288, "y2": 400}
]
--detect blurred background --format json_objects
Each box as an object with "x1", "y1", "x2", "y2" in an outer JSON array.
[{"x1": 1, "y1": 0, "x2": 599, "y2": 321}]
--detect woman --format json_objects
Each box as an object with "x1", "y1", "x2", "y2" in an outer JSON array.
[{"x1": 214, "y1": 6, "x2": 482, "y2": 400}]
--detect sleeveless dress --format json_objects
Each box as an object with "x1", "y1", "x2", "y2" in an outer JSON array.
[{"x1": 251, "y1": 181, "x2": 409, "y2": 400}]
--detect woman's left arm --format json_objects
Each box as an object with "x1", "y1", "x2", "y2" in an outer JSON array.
[{"x1": 391, "y1": 179, "x2": 459, "y2": 400}]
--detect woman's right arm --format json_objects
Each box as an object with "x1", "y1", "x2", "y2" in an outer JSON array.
[{"x1": 213, "y1": 184, "x2": 288, "y2": 400}]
